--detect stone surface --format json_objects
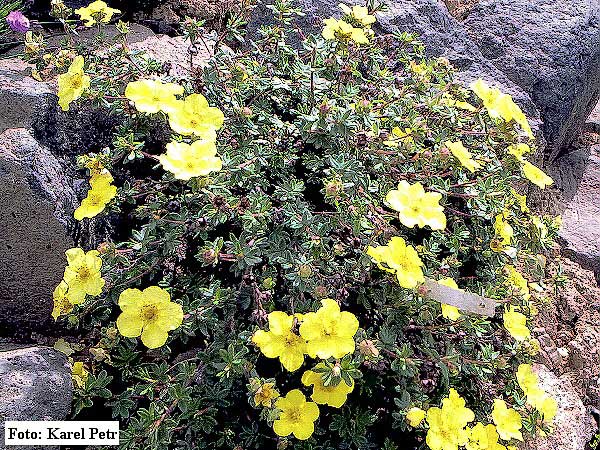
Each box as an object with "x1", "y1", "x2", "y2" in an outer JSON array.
[
  {"x1": 519, "y1": 364, "x2": 596, "y2": 450},
  {"x1": 535, "y1": 257, "x2": 600, "y2": 407},
  {"x1": 129, "y1": 32, "x2": 215, "y2": 79},
  {"x1": 585, "y1": 99, "x2": 600, "y2": 134},
  {"x1": 149, "y1": 0, "x2": 238, "y2": 21},
  {"x1": 557, "y1": 144, "x2": 600, "y2": 277},
  {"x1": 462, "y1": 0, "x2": 600, "y2": 158},
  {"x1": 0, "y1": 129, "x2": 76, "y2": 334},
  {"x1": 246, "y1": 0, "x2": 544, "y2": 145},
  {"x1": 0, "y1": 346, "x2": 72, "y2": 450},
  {"x1": 0, "y1": 27, "x2": 213, "y2": 334},
  {"x1": 0, "y1": 59, "x2": 54, "y2": 134},
  {"x1": 137, "y1": 0, "x2": 239, "y2": 34}
]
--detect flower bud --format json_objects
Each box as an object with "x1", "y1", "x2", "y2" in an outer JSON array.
[
  {"x1": 297, "y1": 264, "x2": 313, "y2": 279},
  {"x1": 314, "y1": 285, "x2": 328, "y2": 298},
  {"x1": 106, "y1": 327, "x2": 118, "y2": 340},
  {"x1": 416, "y1": 284, "x2": 429, "y2": 297},
  {"x1": 325, "y1": 179, "x2": 343, "y2": 198},
  {"x1": 97, "y1": 242, "x2": 112, "y2": 255},
  {"x1": 333, "y1": 243, "x2": 345, "y2": 255},
  {"x1": 319, "y1": 102, "x2": 331, "y2": 115},
  {"x1": 358, "y1": 339, "x2": 380, "y2": 357},
  {"x1": 202, "y1": 249, "x2": 218, "y2": 265},
  {"x1": 332, "y1": 365, "x2": 341, "y2": 377},
  {"x1": 89, "y1": 347, "x2": 109, "y2": 361}
]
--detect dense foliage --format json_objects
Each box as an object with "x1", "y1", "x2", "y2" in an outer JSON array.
[{"x1": 21, "y1": 1, "x2": 563, "y2": 448}]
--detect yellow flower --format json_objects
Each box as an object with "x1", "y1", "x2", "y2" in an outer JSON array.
[
  {"x1": 443, "y1": 388, "x2": 476, "y2": 427},
  {"x1": 322, "y1": 18, "x2": 369, "y2": 44},
  {"x1": 511, "y1": 189, "x2": 529, "y2": 213},
  {"x1": 521, "y1": 161, "x2": 553, "y2": 189},
  {"x1": 301, "y1": 364, "x2": 354, "y2": 408},
  {"x1": 470, "y1": 79, "x2": 533, "y2": 139},
  {"x1": 74, "y1": 171, "x2": 117, "y2": 220},
  {"x1": 124, "y1": 79, "x2": 184, "y2": 114},
  {"x1": 516, "y1": 364, "x2": 557, "y2": 422},
  {"x1": 252, "y1": 311, "x2": 306, "y2": 371},
  {"x1": 531, "y1": 394, "x2": 557, "y2": 423},
  {"x1": 507, "y1": 143, "x2": 531, "y2": 161},
  {"x1": 75, "y1": 0, "x2": 120, "y2": 26},
  {"x1": 63, "y1": 248, "x2": 105, "y2": 304},
  {"x1": 116, "y1": 286, "x2": 184, "y2": 349},
  {"x1": 504, "y1": 265, "x2": 530, "y2": 299},
  {"x1": 439, "y1": 277, "x2": 462, "y2": 321},
  {"x1": 516, "y1": 364, "x2": 538, "y2": 393},
  {"x1": 322, "y1": 18, "x2": 340, "y2": 40},
  {"x1": 503, "y1": 307, "x2": 530, "y2": 342},
  {"x1": 339, "y1": 3, "x2": 376, "y2": 26},
  {"x1": 446, "y1": 140, "x2": 481, "y2": 173},
  {"x1": 491, "y1": 213, "x2": 513, "y2": 253},
  {"x1": 168, "y1": 93, "x2": 225, "y2": 139},
  {"x1": 254, "y1": 382, "x2": 280, "y2": 407},
  {"x1": 273, "y1": 389, "x2": 320, "y2": 440},
  {"x1": 426, "y1": 388, "x2": 474, "y2": 450},
  {"x1": 299, "y1": 299, "x2": 359, "y2": 359},
  {"x1": 467, "y1": 423, "x2": 506, "y2": 450},
  {"x1": 57, "y1": 55, "x2": 90, "y2": 111},
  {"x1": 51, "y1": 281, "x2": 73, "y2": 320},
  {"x1": 410, "y1": 60, "x2": 429, "y2": 78},
  {"x1": 385, "y1": 180, "x2": 446, "y2": 230},
  {"x1": 383, "y1": 127, "x2": 414, "y2": 148},
  {"x1": 406, "y1": 407, "x2": 426, "y2": 427},
  {"x1": 71, "y1": 361, "x2": 89, "y2": 388},
  {"x1": 491, "y1": 399, "x2": 523, "y2": 441},
  {"x1": 367, "y1": 236, "x2": 425, "y2": 289},
  {"x1": 158, "y1": 140, "x2": 223, "y2": 180}
]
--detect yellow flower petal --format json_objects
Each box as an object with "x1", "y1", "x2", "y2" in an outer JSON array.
[
  {"x1": 116, "y1": 312, "x2": 143, "y2": 337},
  {"x1": 140, "y1": 323, "x2": 170, "y2": 349}
]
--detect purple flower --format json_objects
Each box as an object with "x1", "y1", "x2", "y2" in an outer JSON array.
[{"x1": 6, "y1": 11, "x2": 30, "y2": 33}]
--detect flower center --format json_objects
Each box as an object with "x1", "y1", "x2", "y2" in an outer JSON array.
[
  {"x1": 287, "y1": 407, "x2": 302, "y2": 423},
  {"x1": 57, "y1": 297, "x2": 71, "y2": 312},
  {"x1": 78, "y1": 267, "x2": 91, "y2": 280},
  {"x1": 142, "y1": 305, "x2": 158, "y2": 322},
  {"x1": 284, "y1": 332, "x2": 297, "y2": 346},
  {"x1": 70, "y1": 76, "x2": 83, "y2": 89}
]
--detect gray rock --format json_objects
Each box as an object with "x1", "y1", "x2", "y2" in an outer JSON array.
[
  {"x1": 373, "y1": 0, "x2": 544, "y2": 142},
  {"x1": 0, "y1": 59, "x2": 54, "y2": 134},
  {"x1": 0, "y1": 346, "x2": 72, "y2": 450},
  {"x1": 519, "y1": 364, "x2": 597, "y2": 450},
  {"x1": 462, "y1": 0, "x2": 600, "y2": 159},
  {"x1": 557, "y1": 144, "x2": 600, "y2": 279},
  {"x1": 246, "y1": 0, "x2": 544, "y2": 145},
  {"x1": 0, "y1": 129, "x2": 76, "y2": 332}
]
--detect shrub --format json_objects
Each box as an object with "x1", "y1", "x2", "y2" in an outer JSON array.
[{"x1": 25, "y1": 1, "x2": 562, "y2": 448}]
